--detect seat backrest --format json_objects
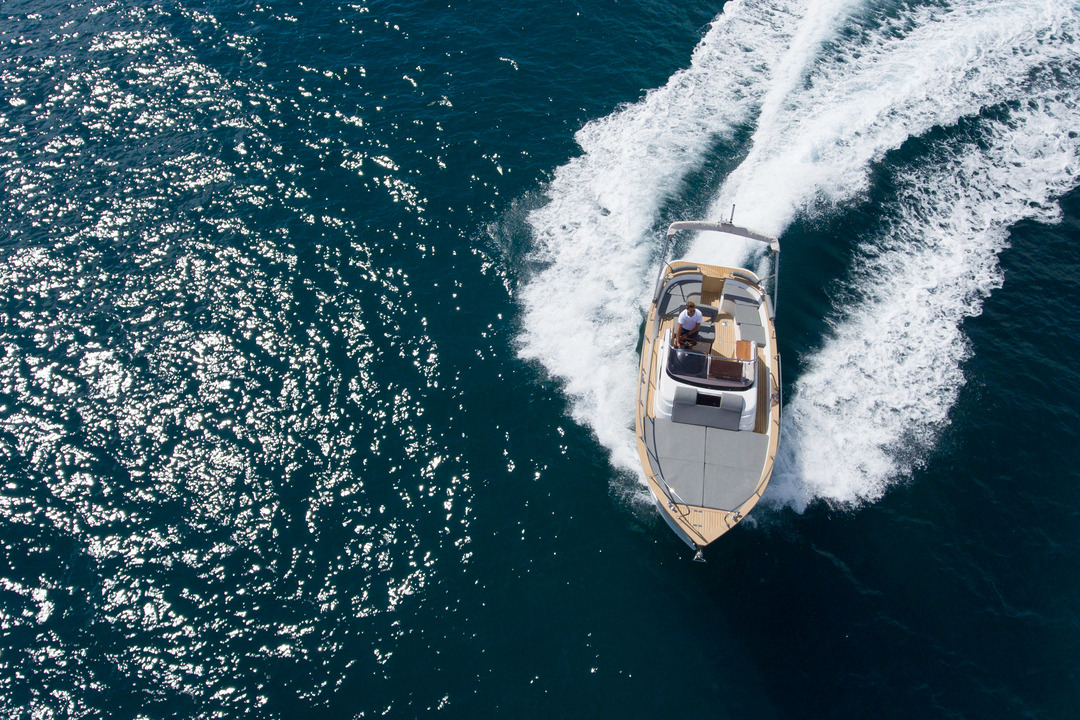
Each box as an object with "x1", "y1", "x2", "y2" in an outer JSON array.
[
  {"x1": 722, "y1": 279, "x2": 762, "y2": 305},
  {"x1": 658, "y1": 274, "x2": 703, "y2": 317}
]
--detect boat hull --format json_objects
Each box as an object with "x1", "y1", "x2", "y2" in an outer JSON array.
[
  {"x1": 635, "y1": 256, "x2": 782, "y2": 550},
  {"x1": 647, "y1": 485, "x2": 697, "y2": 550}
]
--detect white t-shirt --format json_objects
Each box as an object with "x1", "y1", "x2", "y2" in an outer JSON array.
[{"x1": 677, "y1": 308, "x2": 703, "y2": 332}]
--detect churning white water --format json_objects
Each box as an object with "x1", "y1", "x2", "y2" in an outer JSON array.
[{"x1": 518, "y1": 0, "x2": 1080, "y2": 510}]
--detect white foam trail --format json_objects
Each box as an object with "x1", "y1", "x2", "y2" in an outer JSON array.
[
  {"x1": 770, "y1": 86, "x2": 1080, "y2": 510},
  {"x1": 518, "y1": 0, "x2": 1080, "y2": 511},
  {"x1": 692, "y1": 0, "x2": 1080, "y2": 264},
  {"x1": 772, "y1": 98, "x2": 1080, "y2": 508},
  {"x1": 518, "y1": 0, "x2": 842, "y2": 471}
]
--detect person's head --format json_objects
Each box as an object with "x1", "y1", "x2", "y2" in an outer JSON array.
[{"x1": 686, "y1": 301, "x2": 696, "y2": 312}]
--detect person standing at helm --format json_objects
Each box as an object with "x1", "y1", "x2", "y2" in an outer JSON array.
[{"x1": 675, "y1": 300, "x2": 703, "y2": 349}]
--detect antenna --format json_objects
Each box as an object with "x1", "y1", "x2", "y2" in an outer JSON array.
[{"x1": 729, "y1": 204, "x2": 735, "y2": 224}]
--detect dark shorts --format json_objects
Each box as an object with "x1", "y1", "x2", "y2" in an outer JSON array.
[{"x1": 677, "y1": 329, "x2": 699, "y2": 347}]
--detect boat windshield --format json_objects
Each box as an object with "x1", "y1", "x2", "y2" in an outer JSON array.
[{"x1": 667, "y1": 347, "x2": 755, "y2": 390}]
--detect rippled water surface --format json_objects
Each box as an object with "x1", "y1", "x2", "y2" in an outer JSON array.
[{"x1": 2, "y1": 0, "x2": 1079, "y2": 717}]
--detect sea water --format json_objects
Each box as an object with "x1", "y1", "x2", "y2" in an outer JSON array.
[{"x1": 1, "y1": 0, "x2": 1079, "y2": 717}]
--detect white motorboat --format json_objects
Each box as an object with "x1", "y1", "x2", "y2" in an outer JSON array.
[{"x1": 635, "y1": 221, "x2": 782, "y2": 558}]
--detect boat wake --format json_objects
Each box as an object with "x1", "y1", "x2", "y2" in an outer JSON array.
[{"x1": 517, "y1": 0, "x2": 1080, "y2": 511}]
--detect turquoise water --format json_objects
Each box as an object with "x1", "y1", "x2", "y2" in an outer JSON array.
[{"x1": 1, "y1": 0, "x2": 1079, "y2": 717}]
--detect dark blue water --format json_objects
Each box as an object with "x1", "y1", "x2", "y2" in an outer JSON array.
[{"x1": 2, "y1": 0, "x2": 1079, "y2": 717}]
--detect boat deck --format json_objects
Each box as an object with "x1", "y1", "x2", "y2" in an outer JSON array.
[
  {"x1": 636, "y1": 259, "x2": 782, "y2": 547},
  {"x1": 643, "y1": 415, "x2": 769, "y2": 509}
]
